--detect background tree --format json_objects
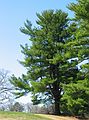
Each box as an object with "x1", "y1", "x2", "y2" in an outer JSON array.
[
  {"x1": 61, "y1": 0, "x2": 89, "y2": 117},
  {"x1": 10, "y1": 10, "x2": 78, "y2": 115},
  {"x1": 68, "y1": 0, "x2": 89, "y2": 37},
  {"x1": 0, "y1": 69, "x2": 14, "y2": 110},
  {"x1": 10, "y1": 102, "x2": 24, "y2": 112},
  {"x1": 62, "y1": 74, "x2": 89, "y2": 116},
  {"x1": 24, "y1": 102, "x2": 54, "y2": 114}
]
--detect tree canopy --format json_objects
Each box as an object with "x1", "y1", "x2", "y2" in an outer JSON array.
[
  {"x1": 10, "y1": 10, "x2": 78, "y2": 115},
  {"x1": 61, "y1": 0, "x2": 89, "y2": 116},
  {"x1": 10, "y1": 1, "x2": 89, "y2": 116}
]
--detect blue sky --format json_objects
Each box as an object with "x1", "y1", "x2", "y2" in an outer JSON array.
[{"x1": 0, "y1": 0, "x2": 76, "y2": 77}]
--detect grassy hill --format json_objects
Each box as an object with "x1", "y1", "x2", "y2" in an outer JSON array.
[
  {"x1": 0, "y1": 111, "x2": 79, "y2": 120},
  {"x1": 0, "y1": 111, "x2": 51, "y2": 120}
]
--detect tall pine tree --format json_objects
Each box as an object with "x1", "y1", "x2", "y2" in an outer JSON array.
[{"x1": 10, "y1": 10, "x2": 77, "y2": 115}]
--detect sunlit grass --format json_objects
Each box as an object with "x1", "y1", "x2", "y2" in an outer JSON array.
[{"x1": 0, "y1": 111, "x2": 51, "y2": 120}]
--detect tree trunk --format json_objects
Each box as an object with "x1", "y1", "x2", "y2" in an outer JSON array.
[
  {"x1": 52, "y1": 82, "x2": 61, "y2": 115},
  {"x1": 52, "y1": 81, "x2": 61, "y2": 115},
  {"x1": 54, "y1": 97, "x2": 61, "y2": 115},
  {"x1": 50, "y1": 64, "x2": 61, "y2": 115}
]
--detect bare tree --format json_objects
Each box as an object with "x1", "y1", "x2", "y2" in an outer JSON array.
[
  {"x1": 25, "y1": 103, "x2": 54, "y2": 114},
  {"x1": 0, "y1": 69, "x2": 14, "y2": 110},
  {"x1": 10, "y1": 102, "x2": 24, "y2": 112}
]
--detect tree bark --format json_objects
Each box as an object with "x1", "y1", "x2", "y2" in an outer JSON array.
[
  {"x1": 50, "y1": 64, "x2": 61, "y2": 115},
  {"x1": 54, "y1": 98, "x2": 61, "y2": 115},
  {"x1": 52, "y1": 82, "x2": 61, "y2": 115}
]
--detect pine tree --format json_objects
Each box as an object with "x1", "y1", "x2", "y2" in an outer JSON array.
[
  {"x1": 68, "y1": 0, "x2": 89, "y2": 37},
  {"x1": 61, "y1": 0, "x2": 89, "y2": 116},
  {"x1": 10, "y1": 10, "x2": 78, "y2": 115}
]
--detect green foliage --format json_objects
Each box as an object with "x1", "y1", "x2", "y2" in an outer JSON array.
[
  {"x1": 68, "y1": 0, "x2": 89, "y2": 37},
  {"x1": 61, "y1": 0, "x2": 89, "y2": 116},
  {"x1": 62, "y1": 77, "x2": 89, "y2": 116},
  {"x1": 10, "y1": 74, "x2": 32, "y2": 97},
  {"x1": 10, "y1": 9, "x2": 79, "y2": 115},
  {"x1": 10, "y1": 7, "x2": 89, "y2": 116}
]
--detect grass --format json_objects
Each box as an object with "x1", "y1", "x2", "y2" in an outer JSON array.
[{"x1": 0, "y1": 111, "x2": 51, "y2": 120}]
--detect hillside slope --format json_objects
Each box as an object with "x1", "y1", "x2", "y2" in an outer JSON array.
[{"x1": 0, "y1": 111, "x2": 80, "y2": 120}]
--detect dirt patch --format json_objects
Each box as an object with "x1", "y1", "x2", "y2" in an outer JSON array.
[{"x1": 38, "y1": 114, "x2": 79, "y2": 120}]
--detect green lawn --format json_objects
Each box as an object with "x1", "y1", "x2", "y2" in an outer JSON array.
[{"x1": 0, "y1": 111, "x2": 51, "y2": 120}]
